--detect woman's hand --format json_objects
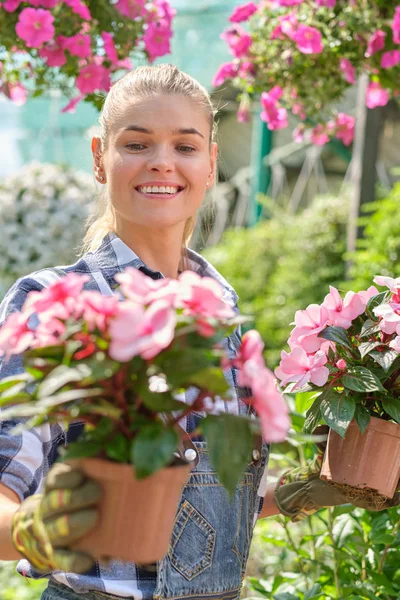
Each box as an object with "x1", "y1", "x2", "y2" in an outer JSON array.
[
  {"x1": 12, "y1": 463, "x2": 101, "y2": 573},
  {"x1": 274, "y1": 426, "x2": 400, "y2": 521}
]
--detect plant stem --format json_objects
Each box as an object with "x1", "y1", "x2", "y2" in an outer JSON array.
[
  {"x1": 327, "y1": 508, "x2": 342, "y2": 598},
  {"x1": 281, "y1": 518, "x2": 309, "y2": 590},
  {"x1": 378, "y1": 518, "x2": 400, "y2": 574}
]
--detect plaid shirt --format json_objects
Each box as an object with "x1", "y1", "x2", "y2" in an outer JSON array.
[{"x1": 0, "y1": 232, "x2": 268, "y2": 598}]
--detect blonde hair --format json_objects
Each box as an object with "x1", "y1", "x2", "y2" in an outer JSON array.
[{"x1": 81, "y1": 64, "x2": 217, "y2": 261}]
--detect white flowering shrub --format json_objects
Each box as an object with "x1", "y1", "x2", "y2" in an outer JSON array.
[{"x1": 0, "y1": 162, "x2": 94, "y2": 292}]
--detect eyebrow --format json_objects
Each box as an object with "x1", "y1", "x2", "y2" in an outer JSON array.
[{"x1": 123, "y1": 125, "x2": 205, "y2": 139}]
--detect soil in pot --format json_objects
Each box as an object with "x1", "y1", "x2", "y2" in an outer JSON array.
[
  {"x1": 72, "y1": 457, "x2": 192, "y2": 564},
  {"x1": 320, "y1": 416, "x2": 400, "y2": 500}
]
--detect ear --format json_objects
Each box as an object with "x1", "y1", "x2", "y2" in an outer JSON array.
[
  {"x1": 208, "y1": 142, "x2": 218, "y2": 186},
  {"x1": 92, "y1": 137, "x2": 106, "y2": 183}
]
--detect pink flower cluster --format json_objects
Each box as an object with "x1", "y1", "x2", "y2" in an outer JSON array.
[
  {"x1": 275, "y1": 284, "x2": 379, "y2": 390},
  {"x1": 260, "y1": 86, "x2": 288, "y2": 130},
  {"x1": 307, "y1": 112, "x2": 355, "y2": 147},
  {"x1": 0, "y1": 269, "x2": 289, "y2": 443},
  {"x1": 3, "y1": 0, "x2": 175, "y2": 110},
  {"x1": 372, "y1": 276, "x2": 400, "y2": 353},
  {"x1": 271, "y1": 12, "x2": 323, "y2": 54}
]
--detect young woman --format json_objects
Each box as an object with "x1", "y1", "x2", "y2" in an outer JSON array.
[{"x1": 0, "y1": 65, "x2": 397, "y2": 600}]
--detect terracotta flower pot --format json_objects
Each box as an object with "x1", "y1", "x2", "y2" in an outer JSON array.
[
  {"x1": 72, "y1": 458, "x2": 192, "y2": 564},
  {"x1": 320, "y1": 416, "x2": 400, "y2": 498}
]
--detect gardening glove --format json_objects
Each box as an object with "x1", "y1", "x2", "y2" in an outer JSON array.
[
  {"x1": 12, "y1": 463, "x2": 102, "y2": 574},
  {"x1": 274, "y1": 426, "x2": 400, "y2": 522}
]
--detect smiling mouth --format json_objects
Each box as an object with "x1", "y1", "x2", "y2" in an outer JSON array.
[{"x1": 135, "y1": 185, "x2": 185, "y2": 195}]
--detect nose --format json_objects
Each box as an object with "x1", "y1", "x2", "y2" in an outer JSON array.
[{"x1": 146, "y1": 145, "x2": 175, "y2": 173}]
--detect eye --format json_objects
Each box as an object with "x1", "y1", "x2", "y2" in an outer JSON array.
[
  {"x1": 125, "y1": 143, "x2": 146, "y2": 151},
  {"x1": 177, "y1": 145, "x2": 196, "y2": 153}
]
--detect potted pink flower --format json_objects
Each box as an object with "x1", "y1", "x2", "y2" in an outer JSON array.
[
  {"x1": 0, "y1": 268, "x2": 289, "y2": 564},
  {"x1": 275, "y1": 276, "x2": 400, "y2": 500}
]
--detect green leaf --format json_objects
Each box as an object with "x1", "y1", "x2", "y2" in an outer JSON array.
[
  {"x1": 320, "y1": 390, "x2": 355, "y2": 438},
  {"x1": 202, "y1": 414, "x2": 252, "y2": 497},
  {"x1": 295, "y1": 391, "x2": 318, "y2": 414},
  {"x1": 366, "y1": 291, "x2": 391, "y2": 318},
  {"x1": 61, "y1": 441, "x2": 102, "y2": 461},
  {"x1": 24, "y1": 344, "x2": 65, "y2": 361},
  {"x1": 360, "y1": 318, "x2": 381, "y2": 338},
  {"x1": 273, "y1": 594, "x2": 299, "y2": 600},
  {"x1": 132, "y1": 424, "x2": 178, "y2": 478},
  {"x1": 343, "y1": 367, "x2": 385, "y2": 393},
  {"x1": 381, "y1": 398, "x2": 400, "y2": 424},
  {"x1": 303, "y1": 395, "x2": 323, "y2": 434},
  {"x1": 318, "y1": 326, "x2": 352, "y2": 350},
  {"x1": 358, "y1": 341, "x2": 382, "y2": 358},
  {"x1": 139, "y1": 388, "x2": 187, "y2": 412},
  {"x1": 0, "y1": 373, "x2": 33, "y2": 393},
  {"x1": 105, "y1": 434, "x2": 130, "y2": 463},
  {"x1": 189, "y1": 367, "x2": 230, "y2": 395},
  {"x1": 37, "y1": 364, "x2": 92, "y2": 399},
  {"x1": 370, "y1": 349, "x2": 398, "y2": 372},
  {"x1": 354, "y1": 404, "x2": 371, "y2": 434},
  {"x1": 304, "y1": 585, "x2": 322, "y2": 600}
]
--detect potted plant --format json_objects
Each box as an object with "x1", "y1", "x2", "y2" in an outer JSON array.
[
  {"x1": 275, "y1": 275, "x2": 400, "y2": 500},
  {"x1": 0, "y1": 267, "x2": 289, "y2": 564}
]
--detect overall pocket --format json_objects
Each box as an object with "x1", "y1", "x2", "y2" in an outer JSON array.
[{"x1": 169, "y1": 500, "x2": 216, "y2": 581}]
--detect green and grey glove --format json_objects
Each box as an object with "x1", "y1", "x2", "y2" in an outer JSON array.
[
  {"x1": 274, "y1": 426, "x2": 400, "y2": 522},
  {"x1": 12, "y1": 463, "x2": 101, "y2": 573}
]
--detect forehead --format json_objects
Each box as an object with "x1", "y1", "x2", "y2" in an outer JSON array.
[{"x1": 111, "y1": 93, "x2": 210, "y2": 137}]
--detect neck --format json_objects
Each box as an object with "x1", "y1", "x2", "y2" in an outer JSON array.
[{"x1": 115, "y1": 220, "x2": 187, "y2": 280}]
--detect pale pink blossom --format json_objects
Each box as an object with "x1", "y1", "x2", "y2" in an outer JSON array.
[
  {"x1": 77, "y1": 292, "x2": 120, "y2": 332},
  {"x1": 392, "y1": 7, "x2": 400, "y2": 44},
  {"x1": 39, "y1": 37, "x2": 66, "y2": 66},
  {"x1": 115, "y1": 267, "x2": 178, "y2": 306},
  {"x1": 142, "y1": 21, "x2": 172, "y2": 61},
  {"x1": 229, "y1": 2, "x2": 258, "y2": 23},
  {"x1": 32, "y1": 318, "x2": 66, "y2": 348},
  {"x1": 62, "y1": 34, "x2": 92, "y2": 59},
  {"x1": 238, "y1": 60, "x2": 256, "y2": 78},
  {"x1": 311, "y1": 124, "x2": 329, "y2": 146},
  {"x1": 373, "y1": 275, "x2": 400, "y2": 298},
  {"x1": 63, "y1": 0, "x2": 91, "y2": 20},
  {"x1": 75, "y1": 64, "x2": 111, "y2": 94},
  {"x1": 365, "y1": 30, "x2": 386, "y2": 58},
  {"x1": 336, "y1": 358, "x2": 347, "y2": 369},
  {"x1": 389, "y1": 335, "x2": 400, "y2": 353},
  {"x1": 260, "y1": 87, "x2": 288, "y2": 130},
  {"x1": 331, "y1": 113, "x2": 355, "y2": 146},
  {"x1": 293, "y1": 25, "x2": 323, "y2": 54},
  {"x1": 61, "y1": 95, "x2": 84, "y2": 113},
  {"x1": 366, "y1": 82, "x2": 389, "y2": 109},
  {"x1": 151, "y1": 0, "x2": 176, "y2": 24},
  {"x1": 6, "y1": 82, "x2": 28, "y2": 106},
  {"x1": 212, "y1": 62, "x2": 239, "y2": 87},
  {"x1": 340, "y1": 58, "x2": 356, "y2": 84},
  {"x1": 358, "y1": 285, "x2": 379, "y2": 303},
  {"x1": 115, "y1": 0, "x2": 147, "y2": 19},
  {"x1": 275, "y1": 347, "x2": 329, "y2": 389},
  {"x1": 109, "y1": 301, "x2": 176, "y2": 361},
  {"x1": 316, "y1": 0, "x2": 336, "y2": 6},
  {"x1": 293, "y1": 124, "x2": 305, "y2": 142},
  {"x1": 221, "y1": 26, "x2": 253, "y2": 59},
  {"x1": 374, "y1": 303, "x2": 400, "y2": 334},
  {"x1": 176, "y1": 271, "x2": 235, "y2": 320},
  {"x1": 288, "y1": 304, "x2": 330, "y2": 353},
  {"x1": 250, "y1": 367, "x2": 290, "y2": 442},
  {"x1": 322, "y1": 286, "x2": 365, "y2": 329},
  {"x1": 381, "y1": 50, "x2": 400, "y2": 69},
  {"x1": 292, "y1": 102, "x2": 306, "y2": 120},
  {"x1": 113, "y1": 57, "x2": 134, "y2": 70},
  {"x1": 233, "y1": 330, "x2": 265, "y2": 372},
  {"x1": 23, "y1": 273, "x2": 90, "y2": 321},
  {"x1": 101, "y1": 32, "x2": 118, "y2": 62},
  {"x1": 0, "y1": 312, "x2": 35, "y2": 357},
  {"x1": 16, "y1": 8, "x2": 55, "y2": 49},
  {"x1": 271, "y1": 12, "x2": 298, "y2": 41}
]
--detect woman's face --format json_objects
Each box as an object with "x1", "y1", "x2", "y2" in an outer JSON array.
[{"x1": 93, "y1": 93, "x2": 217, "y2": 235}]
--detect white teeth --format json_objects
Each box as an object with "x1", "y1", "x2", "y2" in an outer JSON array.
[{"x1": 138, "y1": 185, "x2": 180, "y2": 194}]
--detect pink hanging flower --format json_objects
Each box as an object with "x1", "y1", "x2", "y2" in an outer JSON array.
[
  {"x1": 63, "y1": 0, "x2": 91, "y2": 20},
  {"x1": 3, "y1": 0, "x2": 23, "y2": 11},
  {"x1": 175, "y1": 271, "x2": 235, "y2": 320},
  {"x1": 15, "y1": 8, "x2": 55, "y2": 49},
  {"x1": 229, "y1": 2, "x2": 258, "y2": 23},
  {"x1": 61, "y1": 95, "x2": 85, "y2": 113},
  {"x1": 365, "y1": 30, "x2": 386, "y2": 58},
  {"x1": 275, "y1": 0, "x2": 303, "y2": 5},
  {"x1": 322, "y1": 286, "x2": 366, "y2": 329},
  {"x1": 288, "y1": 304, "x2": 330, "y2": 353},
  {"x1": 101, "y1": 32, "x2": 118, "y2": 62},
  {"x1": 221, "y1": 26, "x2": 253, "y2": 59},
  {"x1": 271, "y1": 12, "x2": 298, "y2": 40},
  {"x1": 316, "y1": 0, "x2": 336, "y2": 6},
  {"x1": 0, "y1": 312, "x2": 35, "y2": 358},
  {"x1": 293, "y1": 24, "x2": 323, "y2": 54},
  {"x1": 5, "y1": 82, "x2": 28, "y2": 106},
  {"x1": 366, "y1": 82, "x2": 389, "y2": 109},
  {"x1": 381, "y1": 50, "x2": 400, "y2": 69},
  {"x1": 292, "y1": 102, "x2": 306, "y2": 120},
  {"x1": 115, "y1": 0, "x2": 147, "y2": 19},
  {"x1": 38, "y1": 36, "x2": 67, "y2": 66},
  {"x1": 109, "y1": 300, "x2": 177, "y2": 361},
  {"x1": 293, "y1": 124, "x2": 305, "y2": 143},
  {"x1": 233, "y1": 330, "x2": 265, "y2": 372},
  {"x1": 392, "y1": 6, "x2": 400, "y2": 44},
  {"x1": 75, "y1": 64, "x2": 111, "y2": 95},
  {"x1": 311, "y1": 124, "x2": 329, "y2": 146},
  {"x1": 260, "y1": 86, "x2": 288, "y2": 130},
  {"x1": 62, "y1": 34, "x2": 92, "y2": 59},
  {"x1": 151, "y1": 0, "x2": 176, "y2": 25},
  {"x1": 275, "y1": 347, "x2": 329, "y2": 389},
  {"x1": 212, "y1": 62, "x2": 239, "y2": 87},
  {"x1": 78, "y1": 292, "x2": 120, "y2": 332},
  {"x1": 29, "y1": 0, "x2": 59, "y2": 7},
  {"x1": 24, "y1": 273, "x2": 90, "y2": 321},
  {"x1": 332, "y1": 113, "x2": 355, "y2": 146},
  {"x1": 237, "y1": 94, "x2": 251, "y2": 123},
  {"x1": 339, "y1": 58, "x2": 356, "y2": 84},
  {"x1": 142, "y1": 21, "x2": 172, "y2": 61}
]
